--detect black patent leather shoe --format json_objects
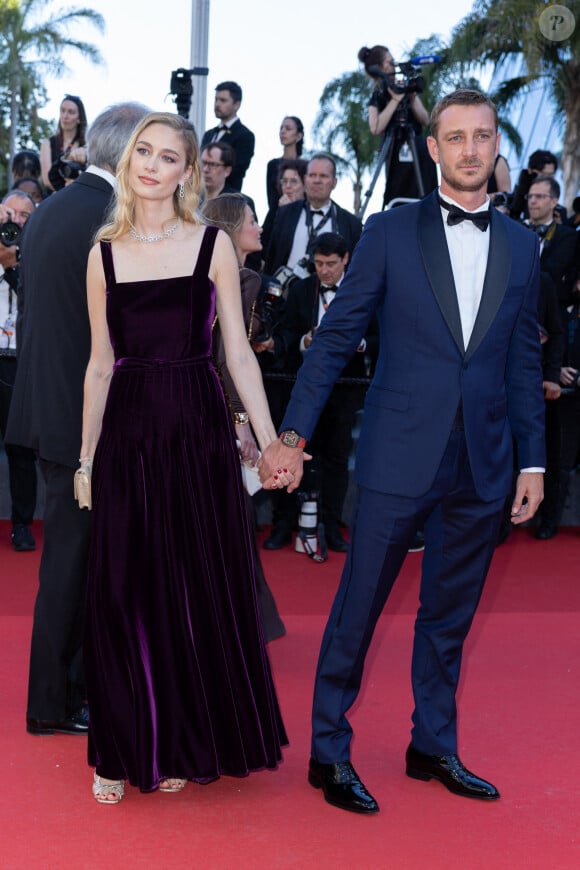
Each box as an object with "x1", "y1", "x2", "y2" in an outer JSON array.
[
  {"x1": 405, "y1": 744, "x2": 500, "y2": 800},
  {"x1": 308, "y1": 758, "x2": 379, "y2": 814},
  {"x1": 324, "y1": 526, "x2": 349, "y2": 553},
  {"x1": 27, "y1": 705, "x2": 89, "y2": 735},
  {"x1": 263, "y1": 526, "x2": 292, "y2": 550},
  {"x1": 11, "y1": 524, "x2": 36, "y2": 552}
]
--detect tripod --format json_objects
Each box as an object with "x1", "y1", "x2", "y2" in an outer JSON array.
[{"x1": 357, "y1": 102, "x2": 425, "y2": 220}]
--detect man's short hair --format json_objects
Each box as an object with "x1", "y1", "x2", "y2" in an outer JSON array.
[
  {"x1": 2, "y1": 189, "x2": 35, "y2": 209},
  {"x1": 202, "y1": 140, "x2": 236, "y2": 168},
  {"x1": 215, "y1": 81, "x2": 242, "y2": 103},
  {"x1": 87, "y1": 102, "x2": 151, "y2": 173},
  {"x1": 528, "y1": 149, "x2": 558, "y2": 173},
  {"x1": 312, "y1": 232, "x2": 348, "y2": 258},
  {"x1": 308, "y1": 152, "x2": 337, "y2": 177},
  {"x1": 530, "y1": 174, "x2": 560, "y2": 200},
  {"x1": 430, "y1": 89, "x2": 498, "y2": 139}
]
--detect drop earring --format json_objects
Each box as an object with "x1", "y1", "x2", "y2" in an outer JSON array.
[{"x1": 178, "y1": 181, "x2": 185, "y2": 200}]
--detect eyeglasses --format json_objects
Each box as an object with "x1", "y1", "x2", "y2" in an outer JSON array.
[
  {"x1": 201, "y1": 160, "x2": 225, "y2": 169},
  {"x1": 525, "y1": 193, "x2": 552, "y2": 201}
]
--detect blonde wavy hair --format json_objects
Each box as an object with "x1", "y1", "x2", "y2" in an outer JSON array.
[{"x1": 96, "y1": 112, "x2": 204, "y2": 242}]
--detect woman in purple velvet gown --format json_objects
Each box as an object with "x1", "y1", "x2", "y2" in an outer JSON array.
[{"x1": 79, "y1": 112, "x2": 289, "y2": 804}]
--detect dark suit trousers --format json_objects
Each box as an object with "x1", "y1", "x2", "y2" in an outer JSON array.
[
  {"x1": 311, "y1": 427, "x2": 505, "y2": 763},
  {"x1": 0, "y1": 357, "x2": 37, "y2": 525},
  {"x1": 27, "y1": 459, "x2": 91, "y2": 719}
]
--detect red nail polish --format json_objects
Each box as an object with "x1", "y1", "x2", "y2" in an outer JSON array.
[{"x1": 274, "y1": 474, "x2": 278, "y2": 480}]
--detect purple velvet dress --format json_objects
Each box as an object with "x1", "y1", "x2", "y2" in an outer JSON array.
[{"x1": 84, "y1": 227, "x2": 287, "y2": 792}]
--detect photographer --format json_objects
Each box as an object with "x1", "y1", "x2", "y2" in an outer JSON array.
[
  {"x1": 509, "y1": 149, "x2": 558, "y2": 221},
  {"x1": 40, "y1": 95, "x2": 88, "y2": 193},
  {"x1": 261, "y1": 232, "x2": 377, "y2": 552},
  {"x1": 0, "y1": 191, "x2": 37, "y2": 550},
  {"x1": 263, "y1": 153, "x2": 361, "y2": 278},
  {"x1": 359, "y1": 44, "x2": 437, "y2": 205}
]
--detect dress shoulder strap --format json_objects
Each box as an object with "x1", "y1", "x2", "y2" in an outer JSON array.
[
  {"x1": 195, "y1": 224, "x2": 220, "y2": 277},
  {"x1": 99, "y1": 240, "x2": 116, "y2": 288}
]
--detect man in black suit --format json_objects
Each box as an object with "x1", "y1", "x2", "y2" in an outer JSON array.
[
  {"x1": 274, "y1": 232, "x2": 377, "y2": 552},
  {"x1": 7, "y1": 101, "x2": 149, "y2": 735},
  {"x1": 526, "y1": 175, "x2": 578, "y2": 306},
  {"x1": 201, "y1": 81, "x2": 255, "y2": 192},
  {"x1": 264, "y1": 153, "x2": 362, "y2": 277},
  {"x1": 525, "y1": 174, "x2": 578, "y2": 538}
]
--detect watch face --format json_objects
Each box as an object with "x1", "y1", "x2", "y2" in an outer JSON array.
[{"x1": 281, "y1": 430, "x2": 302, "y2": 447}]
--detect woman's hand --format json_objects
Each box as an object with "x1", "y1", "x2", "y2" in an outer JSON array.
[{"x1": 236, "y1": 422, "x2": 260, "y2": 465}]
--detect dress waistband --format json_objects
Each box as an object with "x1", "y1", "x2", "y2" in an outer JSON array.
[{"x1": 114, "y1": 354, "x2": 211, "y2": 372}]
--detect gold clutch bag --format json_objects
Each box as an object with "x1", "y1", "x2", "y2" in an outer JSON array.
[{"x1": 74, "y1": 467, "x2": 92, "y2": 510}]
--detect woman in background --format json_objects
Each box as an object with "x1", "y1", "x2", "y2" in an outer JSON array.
[
  {"x1": 261, "y1": 158, "x2": 308, "y2": 256},
  {"x1": 40, "y1": 95, "x2": 88, "y2": 192},
  {"x1": 266, "y1": 116, "x2": 305, "y2": 210},
  {"x1": 358, "y1": 44, "x2": 436, "y2": 205},
  {"x1": 202, "y1": 192, "x2": 286, "y2": 643}
]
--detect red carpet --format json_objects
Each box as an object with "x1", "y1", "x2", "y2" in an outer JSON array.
[{"x1": 0, "y1": 520, "x2": 579, "y2": 869}]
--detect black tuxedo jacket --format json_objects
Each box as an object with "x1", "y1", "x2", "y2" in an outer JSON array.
[
  {"x1": 7, "y1": 171, "x2": 114, "y2": 467},
  {"x1": 540, "y1": 223, "x2": 578, "y2": 305},
  {"x1": 201, "y1": 119, "x2": 255, "y2": 192},
  {"x1": 278, "y1": 274, "x2": 378, "y2": 380},
  {"x1": 264, "y1": 199, "x2": 362, "y2": 275}
]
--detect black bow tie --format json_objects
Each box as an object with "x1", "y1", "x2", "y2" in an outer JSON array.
[
  {"x1": 320, "y1": 284, "x2": 336, "y2": 292},
  {"x1": 531, "y1": 223, "x2": 551, "y2": 238},
  {"x1": 439, "y1": 197, "x2": 490, "y2": 232}
]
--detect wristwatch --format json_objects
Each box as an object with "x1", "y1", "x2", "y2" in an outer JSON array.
[{"x1": 279, "y1": 429, "x2": 307, "y2": 449}]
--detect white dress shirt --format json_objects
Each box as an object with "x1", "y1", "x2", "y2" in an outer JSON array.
[
  {"x1": 439, "y1": 190, "x2": 490, "y2": 349},
  {"x1": 288, "y1": 202, "x2": 332, "y2": 269}
]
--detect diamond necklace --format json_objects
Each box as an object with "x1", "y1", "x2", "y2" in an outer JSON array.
[{"x1": 129, "y1": 218, "x2": 180, "y2": 243}]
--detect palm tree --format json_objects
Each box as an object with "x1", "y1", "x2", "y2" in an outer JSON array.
[
  {"x1": 0, "y1": 0, "x2": 105, "y2": 186},
  {"x1": 448, "y1": 0, "x2": 580, "y2": 209},
  {"x1": 312, "y1": 71, "x2": 379, "y2": 214}
]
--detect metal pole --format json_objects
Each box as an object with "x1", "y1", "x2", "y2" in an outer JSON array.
[{"x1": 189, "y1": 0, "x2": 210, "y2": 138}]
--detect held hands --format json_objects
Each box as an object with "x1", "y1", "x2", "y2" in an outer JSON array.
[
  {"x1": 258, "y1": 440, "x2": 310, "y2": 493},
  {"x1": 510, "y1": 471, "x2": 543, "y2": 525}
]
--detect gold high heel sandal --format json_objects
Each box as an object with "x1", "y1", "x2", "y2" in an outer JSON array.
[
  {"x1": 92, "y1": 772, "x2": 125, "y2": 804},
  {"x1": 159, "y1": 777, "x2": 187, "y2": 793}
]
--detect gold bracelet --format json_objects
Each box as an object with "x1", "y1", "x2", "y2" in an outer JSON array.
[{"x1": 233, "y1": 412, "x2": 249, "y2": 425}]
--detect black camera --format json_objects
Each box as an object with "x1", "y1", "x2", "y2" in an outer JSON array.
[
  {"x1": 253, "y1": 279, "x2": 288, "y2": 343},
  {"x1": 493, "y1": 191, "x2": 514, "y2": 210},
  {"x1": 387, "y1": 61, "x2": 425, "y2": 96},
  {"x1": 57, "y1": 159, "x2": 84, "y2": 181},
  {"x1": 0, "y1": 220, "x2": 21, "y2": 247},
  {"x1": 47, "y1": 158, "x2": 84, "y2": 191}
]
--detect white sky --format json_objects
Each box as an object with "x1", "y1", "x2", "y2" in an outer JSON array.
[{"x1": 41, "y1": 0, "x2": 475, "y2": 217}]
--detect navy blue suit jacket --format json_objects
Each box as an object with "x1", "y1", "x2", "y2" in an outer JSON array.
[{"x1": 281, "y1": 191, "x2": 545, "y2": 502}]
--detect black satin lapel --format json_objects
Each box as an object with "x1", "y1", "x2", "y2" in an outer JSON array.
[
  {"x1": 464, "y1": 207, "x2": 511, "y2": 362},
  {"x1": 418, "y1": 192, "x2": 465, "y2": 355}
]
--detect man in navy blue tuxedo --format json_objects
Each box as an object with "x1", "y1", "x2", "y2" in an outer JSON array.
[{"x1": 259, "y1": 90, "x2": 545, "y2": 813}]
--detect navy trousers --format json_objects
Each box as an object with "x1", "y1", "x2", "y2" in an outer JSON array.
[{"x1": 311, "y1": 427, "x2": 506, "y2": 762}]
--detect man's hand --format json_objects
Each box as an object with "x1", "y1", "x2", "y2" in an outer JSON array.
[
  {"x1": 543, "y1": 380, "x2": 561, "y2": 400},
  {"x1": 258, "y1": 440, "x2": 309, "y2": 493},
  {"x1": 511, "y1": 471, "x2": 544, "y2": 524},
  {"x1": 252, "y1": 336, "x2": 274, "y2": 354}
]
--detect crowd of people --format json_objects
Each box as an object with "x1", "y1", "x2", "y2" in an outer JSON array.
[{"x1": 0, "y1": 61, "x2": 578, "y2": 813}]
